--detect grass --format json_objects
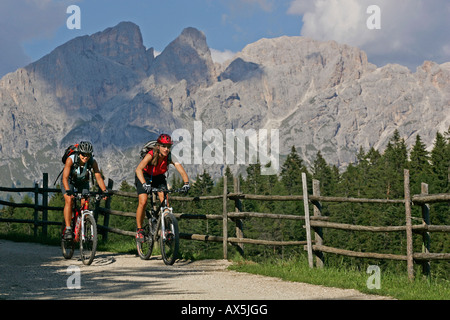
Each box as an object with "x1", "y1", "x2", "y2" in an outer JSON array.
[
  {"x1": 228, "y1": 255, "x2": 450, "y2": 300},
  {"x1": 2, "y1": 232, "x2": 449, "y2": 300}
]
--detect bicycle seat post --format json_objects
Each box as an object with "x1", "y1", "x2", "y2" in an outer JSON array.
[{"x1": 165, "y1": 190, "x2": 169, "y2": 207}]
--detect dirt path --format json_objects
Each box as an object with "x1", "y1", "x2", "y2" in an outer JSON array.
[{"x1": 0, "y1": 239, "x2": 393, "y2": 300}]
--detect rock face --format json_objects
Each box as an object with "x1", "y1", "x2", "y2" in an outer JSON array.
[
  {"x1": 0, "y1": 22, "x2": 449, "y2": 188},
  {"x1": 149, "y1": 27, "x2": 215, "y2": 89}
]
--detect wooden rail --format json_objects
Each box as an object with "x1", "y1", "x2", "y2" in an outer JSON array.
[{"x1": 1, "y1": 170, "x2": 449, "y2": 280}]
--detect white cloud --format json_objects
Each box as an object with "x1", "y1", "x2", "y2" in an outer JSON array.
[
  {"x1": 210, "y1": 48, "x2": 237, "y2": 64},
  {"x1": 0, "y1": 0, "x2": 73, "y2": 77},
  {"x1": 288, "y1": 0, "x2": 450, "y2": 69}
]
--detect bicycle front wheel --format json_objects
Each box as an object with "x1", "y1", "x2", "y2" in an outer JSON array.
[
  {"x1": 137, "y1": 218, "x2": 154, "y2": 260},
  {"x1": 80, "y1": 213, "x2": 97, "y2": 265},
  {"x1": 160, "y1": 213, "x2": 179, "y2": 265}
]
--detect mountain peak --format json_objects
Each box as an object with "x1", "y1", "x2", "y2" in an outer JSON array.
[
  {"x1": 18, "y1": 21, "x2": 153, "y2": 113},
  {"x1": 1, "y1": 22, "x2": 448, "y2": 188},
  {"x1": 149, "y1": 27, "x2": 215, "y2": 88},
  {"x1": 178, "y1": 27, "x2": 208, "y2": 51},
  {"x1": 90, "y1": 21, "x2": 154, "y2": 73}
]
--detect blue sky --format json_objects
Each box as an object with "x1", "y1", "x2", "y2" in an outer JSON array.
[
  {"x1": 23, "y1": 1, "x2": 301, "y2": 61},
  {"x1": 1, "y1": 0, "x2": 449, "y2": 78}
]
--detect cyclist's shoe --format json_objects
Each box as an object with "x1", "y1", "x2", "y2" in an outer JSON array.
[
  {"x1": 136, "y1": 228, "x2": 145, "y2": 243},
  {"x1": 63, "y1": 227, "x2": 73, "y2": 241}
]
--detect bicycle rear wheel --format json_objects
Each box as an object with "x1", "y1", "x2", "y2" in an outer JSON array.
[
  {"x1": 80, "y1": 213, "x2": 97, "y2": 265},
  {"x1": 137, "y1": 217, "x2": 154, "y2": 260},
  {"x1": 61, "y1": 220, "x2": 75, "y2": 259},
  {"x1": 160, "y1": 213, "x2": 179, "y2": 265}
]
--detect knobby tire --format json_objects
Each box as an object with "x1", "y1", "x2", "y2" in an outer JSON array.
[
  {"x1": 80, "y1": 213, "x2": 97, "y2": 265},
  {"x1": 160, "y1": 213, "x2": 179, "y2": 265},
  {"x1": 137, "y1": 213, "x2": 154, "y2": 260},
  {"x1": 61, "y1": 219, "x2": 75, "y2": 259}
]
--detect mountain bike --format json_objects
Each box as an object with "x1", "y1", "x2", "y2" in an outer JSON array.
[
  {"x1": 61, "y1": 189, "x2": 106, "y2": 265},
  {"x1": 136, "y1": 187, "x2": 184, "y2": 265}
]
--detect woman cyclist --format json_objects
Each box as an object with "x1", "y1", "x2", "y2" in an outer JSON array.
[
  {"x1": 61, "y1": 141, "x2": 108, "y2": 240},
  {"x1": 135, "y1": 134, "x2": 190, "y2": 242}
]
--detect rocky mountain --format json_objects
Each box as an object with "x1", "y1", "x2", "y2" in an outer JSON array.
[{"x1": 0, "y1": 21, "x2": 449, "y2": 190}]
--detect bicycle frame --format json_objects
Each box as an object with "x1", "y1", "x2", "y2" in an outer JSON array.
[
  {"x1": 62, "y1": 189, "x2": 104, "y2": 265},
  {"x1": 72, "y1": 191, "x2": 95, "y2": 242},
  {"x1": 137, "y1": 187, "x2": 183, "y2": 264},
  {"x1": 149, "y1": 191, "x2": 172, "y2": 241}
]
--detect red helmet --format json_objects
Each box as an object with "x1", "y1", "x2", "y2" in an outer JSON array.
[{"x1": 157, "y1": 134, "x2": 173, "y2": 145}]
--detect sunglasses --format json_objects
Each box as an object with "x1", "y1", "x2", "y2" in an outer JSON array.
[
  {"x1": 80, "y1": 152, "x2": 92, "y2": 158},
  {"x1": 160, "y1": 144, "x2": 172, "y2": 150}
]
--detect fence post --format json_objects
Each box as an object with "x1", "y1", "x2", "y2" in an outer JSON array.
[
  {"x1": 42, "y1": 173, "x2": 48, "y2": 237},
  {"x1": 223, "y1": 174, "x2": 228, "y2": 259},
  {"x1": 404, "y1": 169, "x2": 414, "y2": 281},
  {"x1": 234, "y1": 177, "x2": 244, "y2": 257},
  {"x1": 420, "y1": 182, "x2": 431, "y2": 279},
  {"x1": 34, "y1": 182, "x2": 39, "y2": 237},
  {"x1": 312, "y1": 179, "x2": 324, "y2": 268},
  {"x1": 302, "y1": 172, "x2": 314, "y2": 268},
  {"x1": 102, "y1": 179, "x2": 114, "y2": 241}
]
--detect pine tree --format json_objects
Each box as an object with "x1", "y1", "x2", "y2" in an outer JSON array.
[
  {"x1": 191, "y1": 170, "x2": 214, "y2": 195},
  {"x1": 312, "y1": 151, "x2": 335, "y2": 195},
  {"x1": 410, "y1": 135, "x2": 430, "y2": 172},
  {"x1": 409, "y1": 134, "x2": 431, "y2": 194},
  {"x1": 280, "y1": 146, "x2": 306, "y2": 194},
  {"x1": 119, "y1": 180, "x2": 135, "y2": 192},
  {"x1": 430, "y1": 131, "x2": 448, "y2": 193},
  {"x1": 244, "y1": 162, "x2": 262, "y2": 194},
  {"x1": 200, "y1": 170, "x2": 214, "y2": 194},
  {"x1": 224, "y1": 166, "x2": 234, "y2": 193},
  {"x1": 382, "y1": 130, "x2": 408, "y2": 198},
  {"x1": 189, "y1": 173, "x2": 200, "y2": 195},
  {"x1": 445, "y1": 126, "x2": 450, "y2": 192}
]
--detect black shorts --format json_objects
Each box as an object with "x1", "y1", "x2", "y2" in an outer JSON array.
[
  {"x1": 135, "y1": 173, "x2": 167, "y2": 195},
  {"x1": 61, "y1": 178, "x2": 89, "y2": 195}
]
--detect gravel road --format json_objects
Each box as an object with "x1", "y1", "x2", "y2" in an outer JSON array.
[{"x1": 0, "y1": 239, "x2": 393, "y2": 300}]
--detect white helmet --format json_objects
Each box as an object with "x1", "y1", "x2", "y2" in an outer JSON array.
[{"x1": 78, "y1": 141, "x2": 93, "y2": 155}]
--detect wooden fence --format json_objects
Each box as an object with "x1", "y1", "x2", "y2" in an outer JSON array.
[
  {"x1": 0, "y1": 170, "x2": 449, "y2": 280},
  {"x1": 0, "y1": 173, "x2": 61, "y2": 237}
]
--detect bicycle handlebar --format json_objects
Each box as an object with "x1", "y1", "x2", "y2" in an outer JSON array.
[
  {"x1": 147, "y1": 187, "x2": 187, "y2": 194},
  {"x1": 72, "y1": 189, "x2": 111, "y2": 200}
]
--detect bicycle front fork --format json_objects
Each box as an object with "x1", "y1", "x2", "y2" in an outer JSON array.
[
  {"x1": 80, "y1": 210, "x2": 94, "y2": 241},
  {"x1": 160, "y1": 207, "x2": 172, "y2": 240}
]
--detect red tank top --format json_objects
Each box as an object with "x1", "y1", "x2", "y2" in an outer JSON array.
[{"x1": 143, "y1": 150, "x2": 169, "y2": 176}]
